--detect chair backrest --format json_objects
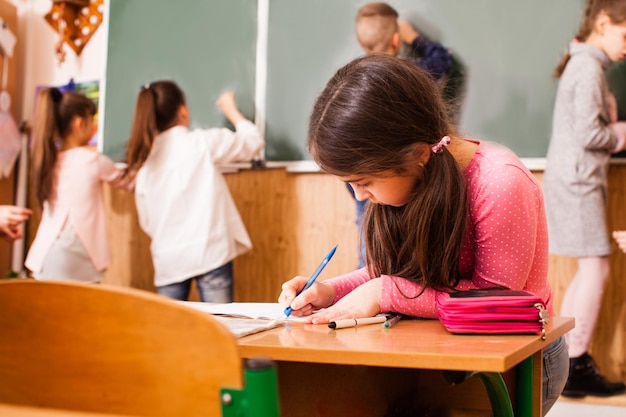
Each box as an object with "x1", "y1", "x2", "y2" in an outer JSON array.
[{"x1": 0, "y1": 279, "x2": 244, "y2": 416}]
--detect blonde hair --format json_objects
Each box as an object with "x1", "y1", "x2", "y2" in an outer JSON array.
[{"x1": 355, "y1": 2, "x2": 399, "y2": 53}]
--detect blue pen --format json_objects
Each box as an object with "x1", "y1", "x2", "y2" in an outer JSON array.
[{"x1": 284, "y1": 245, "x2": 338, "y2": 317}]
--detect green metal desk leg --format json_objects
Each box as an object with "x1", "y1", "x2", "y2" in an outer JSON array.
[
  {"x1": 515, "y1": 355, "x2": 534, "y2": 417},
  {"x1": 474, "y1": 372, "x2": 514, "y2": 417},
  {"x1": 221, "y1": 358, "x2": 281, "y2": 417}
]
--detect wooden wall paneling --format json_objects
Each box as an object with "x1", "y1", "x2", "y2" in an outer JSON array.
[
  {"x1": 545, "y1": 165, "x2": 626, "y2": 382},
  {"x1": 225, "y1": 168, "x2": 300, "y2": 302},
  {"x1": 224, "y1": 169, "x2": 358, "y2": 302},
  {"x1": 101, "y1": 168, "x2": 359, "y2": 302},
  {"x1": 102, "y1": 185, "x2": 153, "y2": 290},
  {"x1": 594, "y1": 165, "x2": 626, "y2": 381},
  {"x1": 51, "y1": 165, "x2": 626, "y2": 382}
]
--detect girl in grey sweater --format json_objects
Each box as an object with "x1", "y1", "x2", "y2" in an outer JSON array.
[{"x1": 543, "y1": 0, "x2": 626, "y2": 399}]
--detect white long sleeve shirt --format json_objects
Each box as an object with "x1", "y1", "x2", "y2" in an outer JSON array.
[{"x1": 134, "y1": 120, "x2": 264, "y2": 287}]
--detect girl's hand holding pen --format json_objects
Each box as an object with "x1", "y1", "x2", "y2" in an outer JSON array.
[
  {"x1": 278, "y1": 276, "x2": 336, "y2": 317},
  {"x1": 305, "y1": 278, "x2": 382, "y2": 325}
]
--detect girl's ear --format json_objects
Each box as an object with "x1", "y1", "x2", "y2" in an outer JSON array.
[
  {"x1": 410, "y1": 142, "x2": 431, "y2": 164},
  {"x1": 177, "y1": 104, "x2": 190, "y2": 127},
  {"x1": 71, "y1": 115, "x2": 84, "y2": 133},
  {"x1": 389, "y1": 32, "x2": 401, "y2": 55},
  {"x1": 594, "y1": 11, "x2": 610, "y2": 35},
  {"x1": 404, "y1": 142, "x2": 431, "y2": 173}
]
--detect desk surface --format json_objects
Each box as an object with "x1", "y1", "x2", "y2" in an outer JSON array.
[
  {"x1": 238, "y1": 316, "x2": 574, "y2": 373},
  {"x1": 0, "y1": 403, "x2": 132, "y2": 417}
]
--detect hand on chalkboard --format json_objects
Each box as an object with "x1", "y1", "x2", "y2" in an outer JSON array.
[
  {"x1": 398, "y1": 21, "x2": 419, "y2": 45},
  {"x1": 216, "y1": 91, "x2": 245, "y2": 126}
]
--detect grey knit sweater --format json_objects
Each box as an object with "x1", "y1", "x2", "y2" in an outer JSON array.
[{"x1": 543, "y1": 42, "x2": 616, "y2": 256}]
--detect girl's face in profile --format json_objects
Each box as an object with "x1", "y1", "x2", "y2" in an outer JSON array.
[
  {"x1": 78, "y1": 114, "x2": 96, "y2": 145},
  {"x1": 339, "y1": 170, "x2": 418, "y2": 207},
  {"x1": 596, "y1": 17, "x2": 626, "y2": 62}
]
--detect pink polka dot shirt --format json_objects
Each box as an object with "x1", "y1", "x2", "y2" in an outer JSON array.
[{"x1": 327, "y1": 140, "x2": 552, "y2": 318}]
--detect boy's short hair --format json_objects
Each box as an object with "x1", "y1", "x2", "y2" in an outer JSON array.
[{"x1": 355, "y1": 2, "x2": 399, "y2": 53}]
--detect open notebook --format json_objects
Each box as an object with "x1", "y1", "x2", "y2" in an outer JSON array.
[
  {"x1": 183, "y1": 302, "x2": 285, "y2": 320},
  {"x1": 180, "y1": 302, "x2": 287, "y2": 338}
]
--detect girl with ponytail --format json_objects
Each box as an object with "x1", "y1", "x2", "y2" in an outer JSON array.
[
  {"x1": 26, "y1": 88, "x2": 126, "y2": 282},
  {"x1": 544, "y1": 0, "x2": 626, "y2": 398},
  {"x1": 278, "y1": 54, "x2": 568, "y2": 415},
  {"x1": 124, "y1": 81, "x2": 264, "y2": 302}
]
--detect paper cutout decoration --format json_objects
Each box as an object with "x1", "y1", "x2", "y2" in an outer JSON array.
[{"x1": 44, "y1": 0, "x2": 104, "y2": 64}]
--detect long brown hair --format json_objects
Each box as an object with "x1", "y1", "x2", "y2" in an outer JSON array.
[
  {"x1": 124, "y1": 80, "x2": 185, "y2": 176},
  {"x1": 554, "y1": 0, "x2": 626, "y2": 78},
  {"x1": 308, "y1": 54, "x2": 467, "y2": 292},
  {"x1": 30, "y1": 88, "x2": 95, "y2": 208}
]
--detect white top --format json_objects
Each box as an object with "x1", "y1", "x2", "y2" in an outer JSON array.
[{"x1": 135, "y1": 120, "x2": 264, "y2": 287}]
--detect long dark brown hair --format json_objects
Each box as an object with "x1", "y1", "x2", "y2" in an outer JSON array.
[
  {"x1": 554, "y1": 0, "x2": 626, "y2": 78},
  {"x1": 30, "y1": 88, "x2": 95, "y2": 208},
  {"x1": 308, "y1": 54, "x2": 467, "y2": 292},
  {"x1": 124, "y1": 80, "x2": 185, "y2": 176}
]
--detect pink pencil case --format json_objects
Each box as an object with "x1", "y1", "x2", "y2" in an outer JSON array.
[{"x1": 436, "y1": 289, "x2": 550, "y2": 339}]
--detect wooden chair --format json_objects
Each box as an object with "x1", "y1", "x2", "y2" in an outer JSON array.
[{"x1": 0, "y1": 279, "x2": 279, "y2": 417}]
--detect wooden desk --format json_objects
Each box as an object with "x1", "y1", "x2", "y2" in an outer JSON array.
[
  {"x1": 238, "y1": 317, "x2": 574, "y2": 417},
  {"x1": 0, "y1": 403, "x2": 132, "y2": 417}
]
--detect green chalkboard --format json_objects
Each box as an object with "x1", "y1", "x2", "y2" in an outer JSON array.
[
  {"x1": 104, "y1": 0, "x2": 588, "y2": 161},
  {"x1": 608, "y1": 60, "x2": 626, "y2": 120},
  {"x1": 103, "y1": 0, "x2": 257, "y2": 162},
  {"x1": 265, "y1": 0, "x2": 585, "y2": 160}
]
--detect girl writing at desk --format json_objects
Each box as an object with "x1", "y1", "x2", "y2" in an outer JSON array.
[{"x1": 278, "y1": 54, "x2": 568, "y2": 415}]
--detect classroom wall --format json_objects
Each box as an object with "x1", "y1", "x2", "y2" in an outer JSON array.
[
  {"x1": 101, "y1": 166, "x2": 626, "y2": 384},
  {"x1": 14, "y1": 0, "x2": 105, "y2": 122},
  {"x1": 7, "y1": 0, "x2": 626, "y2": 392},
  {"x1": 1, "y1": 0, "x2": 106, "y2": 268}
]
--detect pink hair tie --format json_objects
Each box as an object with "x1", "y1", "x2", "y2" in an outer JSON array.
[{"x1": 431, "y1": 136, "x2": 451, "y2": 154}]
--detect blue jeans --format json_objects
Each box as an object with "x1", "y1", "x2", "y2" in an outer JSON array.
[
  {"x1": 542, "y1": 335, "x2": 569, "y2": 415},
  {"x1": 156, "y1": 262, "x2": 233, "y2": 302}
]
